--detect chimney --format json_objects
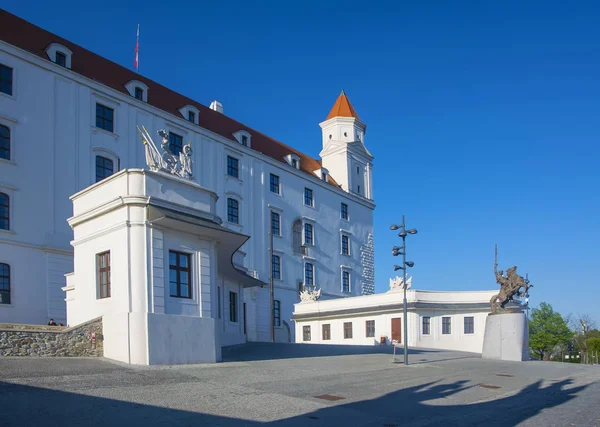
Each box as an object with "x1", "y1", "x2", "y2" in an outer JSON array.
[{"x1": 209, "y1": 100, "x2": 223, "y2": 114}]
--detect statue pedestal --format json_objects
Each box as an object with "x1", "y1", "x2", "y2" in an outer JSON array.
[{"x1": 481, "y1": 310, "x2": 529, "y2": 362}]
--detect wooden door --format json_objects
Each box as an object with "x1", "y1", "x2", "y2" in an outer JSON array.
[{"x1": 391, "y1": 317, "x2": 401, "y2": 343}]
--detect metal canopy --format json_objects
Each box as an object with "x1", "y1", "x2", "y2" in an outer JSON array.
[{"x1": 147, "y1": 205, "x2": 267, "y2": 288}]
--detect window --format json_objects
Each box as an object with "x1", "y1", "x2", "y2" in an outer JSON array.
[
  {"x1": 366, "y1": 320, "x2": 375, "y2": 338},
  {"x1": 0, "y1": 64, "x2": 13, "y2": 96},
  {"x1": 342, "y1": 271, "x2": 350, "y2": 293},
  {"x1": 357, "y1": 166, "x2": 360, "y2": 174},
  {"x1": 241, "y1": 135, "x2": 248, "y2": 146},
  {"x1": 271, "y1": 212, "x2": 280, "y2": 236},
  {"x1": 169, "y1": 132, "x2": 183, "y2": 156},
  {"x1": 292, "y1": 219, "x2": 302, "y2": 254},
  {"x1": 304, "y1": 188, "x2": 313, "y2": 207},
  {"x1": 341, "y1": 235, "x2": 350, "y2": 255},
  {"x1": 55, "y1": 52, "x2": 67, "y2": 67},
  {"x1": 0, "y1": 125, "x2": 9, "y2": 161},
  {"x1": 304, "y1": 263, "x2": 313, "y2": 287},
  {"x1": 270, "y1": 174, "x2": 280, "y2": 194},
  {"x1": 357, "y1": 185, "x2": 361, "y2": 194},
  {"x1": 322, "y1": 324, "x2": 331, "y2": 340},
  {"x1": 217, "y1": 286, "x2": 221, "y2": 319},
  {"x1": 464, "y1": 317, "x2": 474, "y2": 334},
  {"x1": 227, "y1": 198, "x2": 239, "y2": 224},
  {"x1": 303, "y1": 325, "x2": 311, "y2": 341},
  {"x1": 0, "y1": 193, "x2": 9, "y2": 230},
  {"x1": 304, "y1": 223, "x2": 313, "y2": 245},
  {"x1": 188, "y1": 111, "x2": 195, "y2": 123},
  {"x1": 95, "y1": 156, "x2": 114, "y2": 183},
  {"x1": 341, "y1": 203, "x2": 348, "y2": 220},
  {"x1": 422, "y1": 317, "x2": 431, "y2": 335},
  {"x1": 272, "y1": 255, "x2": 281, "y2": 280},
  {"x1": 0, "y1": 263, "x2": 10, "y2": 304},
  {"x1": 95, "y1": 104, "x2": 114, "y2": 132},
  {"x1": 227, "y1": 156, "x2": 239, "y2": 178},
  {"x1": 97, "y1": 251, "x2": 111, "y2": 299},
  {"x1": 134, "y1": 87, "x2": 144, "y2": 101},
  {"x1": 273, "y1": 300, "x2": 281, "y2": 327},
  {"x1": 442, "y1": 317, "x2": 451, "y2": 335},
  {"x1": 229, "y1": 291, "x2": 238, "y2": 322},
  {"x1": 344, "y1": 322, "x2": 353, "y2": 339},
  {"x1": 169, "y1": 251, "x2": 191, "y2": 299},
  {"x1": 291, "y1": 159, "x2": 298, "y2": 169}
]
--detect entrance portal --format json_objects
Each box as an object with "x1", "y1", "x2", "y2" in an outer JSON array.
[{"x1": 391, "y1": 317, "x2": 401, "y2": 343}]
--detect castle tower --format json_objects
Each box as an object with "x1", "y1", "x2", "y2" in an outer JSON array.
[{"x1": 319, "y1": 91, "x2": 373, "y2": 199}]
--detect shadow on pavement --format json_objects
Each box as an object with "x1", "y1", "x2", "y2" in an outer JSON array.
[{"x1": 0, "y1": 376, "x2": 588, "y2": 426}]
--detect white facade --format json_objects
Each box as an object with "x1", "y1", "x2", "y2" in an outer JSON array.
[
  {"x1": 293, "y1": 289, "x2": 498, "y2": 354},
  {"x1": 0, "y1": 12, "x2": 375, "y2": 343}
]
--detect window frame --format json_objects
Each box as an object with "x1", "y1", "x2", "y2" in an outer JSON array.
[
  {"x1": 269, "y1": 173, "x2": 280, "y2": 194},
  {"x1": 341, "y1": 203, "x2": 349, "y2": 220},
  {"x1": 134, "y1": 86, "x2": 144, "y2": 101},
  {"x1": 0, "y1": 262, "x2": 10, "y2": 305},
  {"x1": 0, "y1": 192, "x2": 9, "y2": 231},
  {"x1": 344, "y1": 322, "x2": 353, "y2": 339},
  {"x1": 229, "y1": 291, "x2": 238, "y2": 323},
  {"x1": 304, "y1": 262, "x2": 314, "y2": 287},
  {"x1": 422, "y1": 316, "x2": 431, "y2": 335},
  {"x1": 272, "y1": 254, "x2": 281, "y2": 280},
  {"x1": 442, "y1": 317, "x2": 451, "y2": 335},
  {"x1": 55, "y1": 51, "x2": 67, "y2": 67},
  {"x1": 169, "y1": 250, "x2": 192, "y2": 299},
  {"x1": 96, "y1": 251, "x2": 111, "y2": 299},
  {"x1": 0, "y1": 64, "x2": 14, "y2": 97},
  {"x1": 168, "y1": 132, "x2": 184, "y2": 156},
  {"x1": 304, "y1": 223, "x2": 313, "y2": 246},
  {"x1": 0, "y1": 124, "x2": 9, "y2": 161},
  {"x1": 342, "y1": 270, "x2": 350, "y2": 293},
  {"x1": 304, "y1": 187, "x2": 314, "y2": 207},
  {"x1": 227, "y1": 198, "x2": 239, "y2": 224},
  {"x1": 271, "y1": 211, "x2": 280, "y2": 236},
  {"x1": 341, "y1": 234, "x2": 350, "y2": 255},
  {"x1": 303, "y1": 325, "x2": 311, "y2": 341},
  {"x1": 464, "y1": 316, "x2": 474, "y2": 334},
  {"x1": 95, "y1": 155, "x2": 114, "y2": 183},
  {"x1": 366, "y1": 320, "x2": 375, "y2": 338},
  {"x1": 95, "y1": 103, "x2": 114, "y2": 133},
  {"x1": 227, "y1": 155, "x2": 239, "y2": 179},
  {"x1": 273, "y1": 300, "x2": 281, "y2": 327},
  {"x1": 188, "y1": 110, "x2": 196, "y2": 123},
  {"x1": 322, "y1": 324, "x2": 331, "y2": 340}
]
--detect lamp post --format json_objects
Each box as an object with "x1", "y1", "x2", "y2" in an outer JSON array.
[{"x1": 391, "y1": 215, "x2": 417, "y2": 365}]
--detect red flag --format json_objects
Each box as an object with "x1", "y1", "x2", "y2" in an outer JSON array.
[{"x1": 134, "y1": 24, "x2": 139, "y2": 70}]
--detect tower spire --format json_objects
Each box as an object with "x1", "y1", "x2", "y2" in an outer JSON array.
[{"x1": 326, "y1": 91, "x2": 360, "y2": 120}]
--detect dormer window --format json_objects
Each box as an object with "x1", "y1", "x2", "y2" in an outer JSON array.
[
  {"x1": 314, "y1": 167, "x2": 329, "y2": 182},
  {"x1": 178, "y1": 105, "x2": 199, "y2": 125},
  {"x1": 125, "y1": 80, "x2": 148, "y2": 103},
  {"x1": 45, "y1": 43, "x2": 73, "y2": 69},
  {"x1": 285, "y1": 154, "x2": 300, "y2": 169},
  {"x1": 233, "y1": 130, "x2": 251, "y2": 148},
  {"x1": 55, "y1": 52, "x2": 67, "y2": 67}
]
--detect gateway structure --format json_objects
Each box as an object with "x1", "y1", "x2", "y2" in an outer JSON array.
[
  {"x1": 292, "y1": 280, "x2": 498, "y2": 354},
  {"x1": 0, "y1": 9, "x2": 375, "y2": 343}
]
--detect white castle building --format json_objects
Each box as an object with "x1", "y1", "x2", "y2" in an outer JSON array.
[{"x1": 0, "y1": 10, "x2": 375, "y2": 344}]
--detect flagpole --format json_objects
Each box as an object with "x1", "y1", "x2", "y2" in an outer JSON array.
[{"x1": 134, "y1": 24, "x2": 140, "y2": 71}]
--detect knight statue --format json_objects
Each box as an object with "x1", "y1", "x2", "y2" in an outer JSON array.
[{"x1": 490, "y1": 245, "x2": 533, "y2": 313}]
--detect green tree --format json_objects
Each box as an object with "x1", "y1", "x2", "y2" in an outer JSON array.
[
  {"x1": 588, "y1": 338, "x2": 600, "y2": 353},
  {"x1": 529, "y1": 302, "x2": 572, "y2": 360}
]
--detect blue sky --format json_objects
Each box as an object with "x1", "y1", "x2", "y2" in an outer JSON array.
[{"x1": 4, "y1": 1, "x2": 599, "y2": 325}]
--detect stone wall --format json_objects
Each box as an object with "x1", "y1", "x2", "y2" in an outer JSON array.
[{"x1": 0, "y1": 317, "x2": 103, "y2": 357}]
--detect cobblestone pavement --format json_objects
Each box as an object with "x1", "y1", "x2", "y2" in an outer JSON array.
[{"x1": 1, "y1": 343, "x2": 599, "y2": 426}]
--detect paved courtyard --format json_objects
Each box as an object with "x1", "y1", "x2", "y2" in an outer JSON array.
[{"x1": 1, "y1": 343, "x2": 599, "y2": 426}]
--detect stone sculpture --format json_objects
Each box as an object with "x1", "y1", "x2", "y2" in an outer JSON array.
[
  {"x1": 299, "y1": 286, "x2": 322, "y2": 303},
  {"x1": 137, "y1": 125, "x2": 193, "y2": 179},
  {"x1": 389, "y1": 276, "x2": 412, "y2": 292},
  {"x1": 490, "y1": 246, "x2": 533, "y2": 313}
]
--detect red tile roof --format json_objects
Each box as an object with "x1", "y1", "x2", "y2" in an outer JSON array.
[
  {"x1": 326, "y1": 90, "x2": 360, "y2": 121},
  {"x1": 0, "y1": 9, "x2": 342, "y2": 188}
]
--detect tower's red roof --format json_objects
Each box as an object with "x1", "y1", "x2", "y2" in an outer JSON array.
[{"x1": 326, "y1": 90, "x2": 360, "y2": 120}]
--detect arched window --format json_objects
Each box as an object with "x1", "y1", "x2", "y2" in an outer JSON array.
[
  {"x1": 0, "y1": 124, "x2": 9, "y2": 160},
  {"x1": 0, "y1": 263, "x2": 9, "y2": 304},
  {"x1": 292, "y1": 219, "x2": 302, "y2": 254},
  {"x1": 0, "y1": 192, "x2": 9, "y2": 230},
  {"x1": 95, "y1": 156, "x2": 114, "y2": 183}
]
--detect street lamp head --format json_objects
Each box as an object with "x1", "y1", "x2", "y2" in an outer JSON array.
[
  {"x1": 407, "y1": 229, "x2": 417, "y2": 235},
  {"x1": 393, "y1": 265, "x2": 405, "y2": 271},
  {"x1": 406, "y1": 261, "x2": 415, "y2": 268},
  {"x1": 392, "y1": 246, "x2": 404, "y2": 251},
  {"x1": 398, "y1": 230, "x2": 407, "y2": 238},
  {"x1": 390, "y1": 225, "x2": 401, "y2": 231}
]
